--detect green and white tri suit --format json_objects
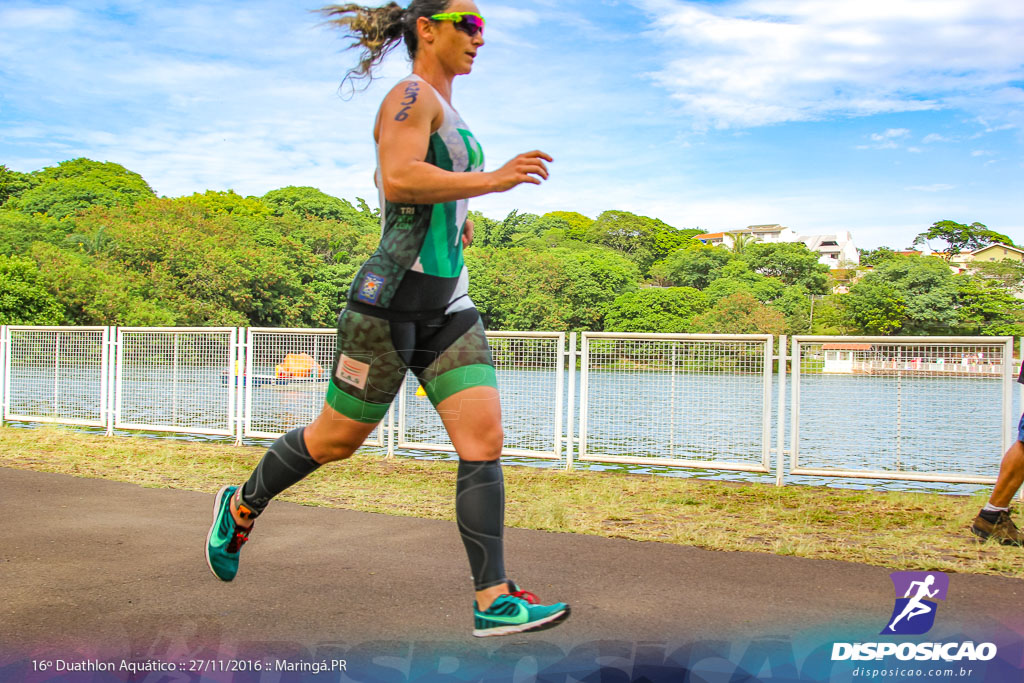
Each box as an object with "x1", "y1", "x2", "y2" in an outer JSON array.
[{"x1": 327, "y1": 74, "x2": 496, "y2": 423}]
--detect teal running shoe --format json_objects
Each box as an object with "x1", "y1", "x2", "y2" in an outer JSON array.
[
  {"x1": 205, "y1": 485, "x2": 251, "y2": 581},
  {"x1": 473, "y1": 582, "x2": 570, "y2": 637}
]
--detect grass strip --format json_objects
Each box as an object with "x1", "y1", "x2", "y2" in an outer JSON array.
[{"x1": 1, "y1": 423, "x2": 1020, "y2": 578}]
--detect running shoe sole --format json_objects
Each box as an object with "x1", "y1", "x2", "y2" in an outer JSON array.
[{"x1": 473, "y1": 605, "x2": 571, "y2": 638}]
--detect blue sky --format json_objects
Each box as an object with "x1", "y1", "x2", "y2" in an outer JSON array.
[{"x1": 1, "y1": 0, "x2": 1022, "y2": 250}]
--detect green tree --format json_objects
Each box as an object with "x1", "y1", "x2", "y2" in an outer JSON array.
[
  {"x1": 584, "y1": 210, "x2": 691, "y2": 276},
  {"x1": 10, "y1": 158, "x2": 155, "y2": 220},
  {"x1": 466, "y1": 245, "x2": 637, "y2": 330},
  {"x1": 0, "y1": 209, "x2": 67, "y2": 256},
  {"x1": 182, "y1": 190, "x2": 272, "y2": 217},
  {"x1": 953, "y1": 274, "x2": 1024, "y2": 335},
  {"x1": 541, "y1": 210, "x2": 593, "y2": 240},
  {"x1": 729, "y1": 233, "x2": 756, "y2": 255},
  {"x1": 745, "y1": 242, "x2": 830, "y2": 293},
  {"x1": 971, "y1": 259, "x2": 1024, "y2": 290},
  {"x1": 484, "y1": 209, "x2": 540, "y2": 248},
  {"x1": 703, "y1": 260, "x2": 785, "y2": 304},
  {"x1": 1, "y1": 165, "x2": 39, "y2": 205},
  {"x1": 263, "y1": 186, "x2": 379, "y2": 230},
  {"x1": 871, "y1": 255, "x2": 958, "y2": 333},
  {"x1": 913, "y1": 220, "x2": 1013, "y2": 261},
  {"x1": 843, "y1": 279, "x2": 907, "y2": 334},
  {"x1": 859, "y1": 246, "x2": 898, "y2": 267},
  {"x1": 604, "y1": 287, "x2": 707, "y2": 333},
  {"x1": 650, "y1": 244, "x2": 734, "y2": 289},
  {"x1": 30, "y1": 243, "x2": 177, "y2": 325},
  {"x1": 691, "y1": 292, "x2": 787, "y2": 335},
  {"x1": 809, "y1": 295, "x2": 858, "y2": 335},
  {"x1": 769, "y1": 285, "x2": 812, "y2": 334},
  {"x1": 0, "y1": 254, "x2": 65, "y2": 324}
]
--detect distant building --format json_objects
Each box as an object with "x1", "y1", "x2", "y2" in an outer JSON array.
[
  {"x1": 693, "y1": 224, "x2": 859, "y2": 269},
  {"x1": 971, "y1": 243, "x2": 1024, "y2": 263},
  {"x1": 802, "y1": 232, "x2": 859, "y2": 269},
  {"x1": 945, "y1": 246, "x2": 1024, "y2": 302},
  {"x1": 695, "y1": 231, "x2": 729, "y2": 247}
]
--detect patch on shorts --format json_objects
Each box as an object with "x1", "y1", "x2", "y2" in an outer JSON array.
[
  {"x1": 356, "y1": 272, "x2": 386, "y2": 304},
  {"x1": 335, "y1": 354, "x2": 370, "y2": 390}
]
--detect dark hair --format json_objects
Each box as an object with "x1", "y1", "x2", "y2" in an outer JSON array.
[{"x1": 316, "y1": 0, "x2": 452, "y2": 91}]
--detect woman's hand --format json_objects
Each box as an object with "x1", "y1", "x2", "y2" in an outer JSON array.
[{"x1": 488, "y1": 151, "x2": 553, "y2": 193}]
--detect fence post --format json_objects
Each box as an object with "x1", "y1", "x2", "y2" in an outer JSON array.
[
  {"x1": 789, "y1": 336, "x2": 800, "y2": 476},
  {"x1": 106, "y1": 327, "x2": 118, "y2": 436},
  {"x1": 234, "y1": 328, "x2": 244, "y2": 446},
  {"x1": 578, "y1": 333, "x2": 590, "y2": 464},
  {"x1": 776, "y1": 335, "x2": 787, "y2": 487},
  {"x1": 102, "y1": 327, "x2": 112, "y2": 437},
  {"x1": 565, "y1": 332, "x2": 576, "y2": 471},
  {"x1": 387, "y1": 400, "x2": 395, "y2": 458},
  {"x1": 1, "y1": 325, "x2": 7, "y2": 426},
  {"x1": 761, "y1": 336, "x2": 773, "y2": 473}
]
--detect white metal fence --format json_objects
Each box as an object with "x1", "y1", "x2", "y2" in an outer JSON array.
[
  {"x1": 1, "y1": 326, "x2": 1019, "y2": 490},
  {"x1": 397, "y1": 332, "x2": 566, "y2": 460},
  {"x1": 579, "y1": 333, "x2": 774, "y2": 472},
  {"x1": 3, "y1": 326, "x2": 110, "y2": 427},
  {"x1": 790, "y1": 336, "x2": 1014, "y2": 485},
  {"x1": 242, "y1": 327, "x2": 385, "y2": 447},
  {"x1": 115, "y1": 328, "x2": 238, "y2": 437}
]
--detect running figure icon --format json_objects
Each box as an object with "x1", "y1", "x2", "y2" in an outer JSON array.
[{"x1": 887, "y1": 575, "x2": 939, "y2": 632}]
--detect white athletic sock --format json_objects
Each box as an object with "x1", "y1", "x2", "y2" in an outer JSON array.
[{"x1": 983, "y1": 503, "x2": 1009, "y2": 513}]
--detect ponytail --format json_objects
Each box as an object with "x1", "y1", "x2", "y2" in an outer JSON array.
[{"x1": 316, "y1": 0, "x2": 453, "y2": 92}]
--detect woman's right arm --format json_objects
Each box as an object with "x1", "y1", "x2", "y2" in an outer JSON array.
[{"x1": 376, "y1": 82, "x2": 552, "y2": 205}]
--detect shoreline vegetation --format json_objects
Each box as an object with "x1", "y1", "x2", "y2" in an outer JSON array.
[
  {"x1": 3, "y1": 160, "x2": 1023, "y2": 339},
  {"x1": 2, "y1": 423, "x2": 1021, "y2": 580}
]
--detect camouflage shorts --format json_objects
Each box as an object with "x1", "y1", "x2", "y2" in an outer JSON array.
[{"x1": 325, "y1": 306, "x2": 496, "y2": 424}]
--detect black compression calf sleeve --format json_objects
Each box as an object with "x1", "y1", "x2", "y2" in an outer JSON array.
[
  {"x1": 456, "y1": 459, "x2": 507, "y2": 591},
  {"x1": 239, "y1": 427, "x2": 320, "y2": 518}
]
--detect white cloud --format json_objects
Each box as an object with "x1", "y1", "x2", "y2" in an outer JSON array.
[
  {"x1": 906, "y1": 184, "x2": 955, "y2": 192},
  {"x1": 633, "y1": 0, "x2": 1024, "y2": 128},
  {"x1": 871, "y1": 129, "x2": 910, "y2": 141},
  {"x1": 857, "y1": 128, "x2": 914, "y2": 150},
  {"x1": 0, "y1": 6, "x2": 77, "y2": 31},
  {"x1": 922, "y1": 133, "x2": 953, "y2": 143}
]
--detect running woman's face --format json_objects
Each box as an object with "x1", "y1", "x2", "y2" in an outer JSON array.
[{"x1": 431, "y1": 0, "x2": 485, "y2": 75}]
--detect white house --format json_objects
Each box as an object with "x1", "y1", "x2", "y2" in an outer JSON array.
[
  {"x1": 694, "y1": 225, "x2": 859, "y2": 269},
  {"x1": 801, "y1": 232, "x2": 860, "y2": 268}
]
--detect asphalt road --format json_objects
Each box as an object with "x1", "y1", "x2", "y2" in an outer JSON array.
[{"x1": 2, "y1": 466, "x2": 1023, "y2": 682}]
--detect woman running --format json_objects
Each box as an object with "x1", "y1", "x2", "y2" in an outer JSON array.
[{"x1": 205, "y1": 0, "x2": 570, "y2": 638}]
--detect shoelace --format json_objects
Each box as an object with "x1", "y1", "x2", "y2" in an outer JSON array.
[
  {"x1": 226, "y1": 527, "x2": 250, "y2": 553},
  {"x1": 510, "y1": 588, "x2": 539, "y2": 605}
]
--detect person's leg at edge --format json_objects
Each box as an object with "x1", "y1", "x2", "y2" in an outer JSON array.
[
  {"x1": 986, "y1": 440, "x2": 1024, "y2": 509},
  {"x1": 971, "y1": 414, "x2": 1024, "y2": 545}
]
